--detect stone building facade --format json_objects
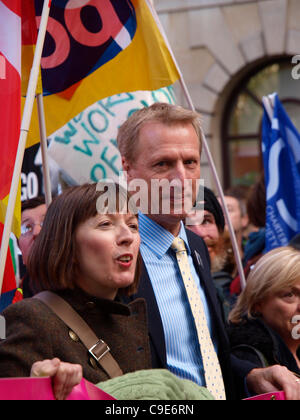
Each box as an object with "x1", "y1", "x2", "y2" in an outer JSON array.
[{"x1": 154, "y1": 0, "x2": 300, "y2": 188}]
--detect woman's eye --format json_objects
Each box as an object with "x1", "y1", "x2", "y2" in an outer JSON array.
[
  {"x1": 281, "y1": 291, "x2": 295, "y2": 301},
  {"x1": 98, "y1": 221, "x2": 111, "y2": 228}
]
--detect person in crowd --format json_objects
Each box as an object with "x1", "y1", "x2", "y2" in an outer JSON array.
[
  {"x1": 186, "y1": 186, "x2": 236, "y2": 318},
  {"x1": 19, "y1": 196, "x2": 47, "y2": 270},
  {"x1": 117, "y1": 102, "x2": 300, "y2": 400},
  {"x1": 290, "y1": 233, "x2": 300, "y2": 251},
  {"x1": 219, "y1": 186, "x2": 249, "y2": 265},
  {"x1": 230, "y1": 175, "x2": 266, "y2": 296},
  {"x1": 243, "y1": 175, "x2": 266, "y2": 267},
  {"x1": 18, "y1": 196, "x2": 47, "y2": 296},
  {"x1": 187, "y1": 187, "x2": 227, "y2": 273},
  {"x1": 0, "y1": 183, "x2": 152, "y2": 384},
  {"x1": 228, "y1": 247, "x2": 300, "y2": 398},
  {"x1": 0, "y1": 196, "x2": 47, "y2": 312}
]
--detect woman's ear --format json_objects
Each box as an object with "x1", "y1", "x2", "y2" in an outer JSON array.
[{"x1": 252, "y1": 302, "x2": 262, "y2": 317}]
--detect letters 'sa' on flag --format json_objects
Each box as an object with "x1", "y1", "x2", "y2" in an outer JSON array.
[
  {"x1": 25, "y1": 0, "x2": 180, "y2": 147},
  {"x1": 0, "y1": 0, "x2": 21, "y2": 292},
  {"x1": 262, "y1": 93, "x2": 300, "y2": 252}
]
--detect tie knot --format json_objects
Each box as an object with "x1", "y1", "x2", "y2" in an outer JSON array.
[{"x1": 171, "y1": 237, "x2": 187, "y2": 253}]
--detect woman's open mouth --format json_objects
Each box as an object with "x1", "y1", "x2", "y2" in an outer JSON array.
[{"x1": 116, "y1": 254, "x2": 133, "y2": 268}]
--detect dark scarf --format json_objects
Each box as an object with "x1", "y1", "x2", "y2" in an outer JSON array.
[{"x1": 227, "y1": 317, "x2": 300, "y2": 375}]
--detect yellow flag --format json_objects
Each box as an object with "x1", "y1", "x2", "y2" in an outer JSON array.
[
  {"x1": 24, "y1": 0, "x2": 179, "y2": 148},
  {"x1": 0, "y1": 184, "x2": 21, "y2": 238}
]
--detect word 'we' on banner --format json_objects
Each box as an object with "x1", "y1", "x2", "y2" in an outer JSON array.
[{"x1": 48, "y1": 87, "x2": 176, "y2": 185}]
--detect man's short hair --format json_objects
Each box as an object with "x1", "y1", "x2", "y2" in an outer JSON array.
[
  {"x1": 21, "y1": 196, "x2": 46, "y2": 213},
  {"x1": 204, "y1": 187, "x2": 225, "y2": 233},
  {"x1": 246, "y1": 175, "x2": 266, "y2": 228},
  {"x1": 117, "y1": 102, "x2": 203, "y2": 162}
]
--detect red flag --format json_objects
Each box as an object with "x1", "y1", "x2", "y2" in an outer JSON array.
[
  {"x1": 0, "y1": 0, "x2": 21, "y2": 201},
  {"x1": 0, "y1": 0, "x2": 21, "y2": 293}
]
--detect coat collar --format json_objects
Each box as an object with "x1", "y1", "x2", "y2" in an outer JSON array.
[{"x1": 56, "y1": 288, "x2": 140, "y2": 316}]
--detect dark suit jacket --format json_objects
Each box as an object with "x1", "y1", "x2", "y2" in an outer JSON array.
[{"x1": 128, "y1": 228, "x2": 256, "y2": 400}]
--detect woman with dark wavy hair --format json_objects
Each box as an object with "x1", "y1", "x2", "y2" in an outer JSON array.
[{"x1": 0, "y1": 182, "x2": 152, "y2": 398}]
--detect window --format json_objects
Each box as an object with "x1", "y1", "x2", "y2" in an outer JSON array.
[{"x1": 222, "y1": 58, "x2": 300, "y2": 188}]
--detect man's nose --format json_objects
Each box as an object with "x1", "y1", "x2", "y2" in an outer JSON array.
[
  {"x1": 32, "y1": 224, "x2": 42, "y2": 238},
  {"x1": 171, "y1": 162, "x2": 186, "y2": 183}
]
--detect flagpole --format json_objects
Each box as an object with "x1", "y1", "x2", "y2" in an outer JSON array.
[
  {"x1": 262, "y1": 94, "x2": 276, "y2": 121},
  {"x1": 0, "y1": 0, "x2": 52, "y2": 294},
  {"x1": 146, "y1": 0, "x2": 246, "y2": 290},
  {"x1": 36, "y1": 93, "x2": 52, "y2": 207}
]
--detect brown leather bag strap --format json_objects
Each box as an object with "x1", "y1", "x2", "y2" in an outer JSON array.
[{"x1": 34, "y1": 291, "x2": 123, "y2": 379}]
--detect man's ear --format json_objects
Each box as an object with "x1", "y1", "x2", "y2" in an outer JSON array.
[
  {"x1": 242, "y1": 214, "x2": 249, "y2": 229},
  {"x1": 121, "y1": 156, "x2": 129, "y2": 171},
  {"x1": 122, "y1": 157, "x2": 134, "y2": 182}
]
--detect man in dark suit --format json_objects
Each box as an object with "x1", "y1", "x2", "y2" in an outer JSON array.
[{"x1": 118, "y1": 102, "x2": 300, "y2": 400}]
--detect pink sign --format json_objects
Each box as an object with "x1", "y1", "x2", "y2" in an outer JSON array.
[
  {"x1": 0, "y1": 377, "x2": 115, "y2": 400},
  {"x1": 244, "y1": 391, "x2": 286, "y2": 401}
]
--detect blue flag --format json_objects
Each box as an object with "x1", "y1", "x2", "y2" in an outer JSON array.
[{"x1": 262, "y1": 94, "x2": 300, "y2": 252}]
